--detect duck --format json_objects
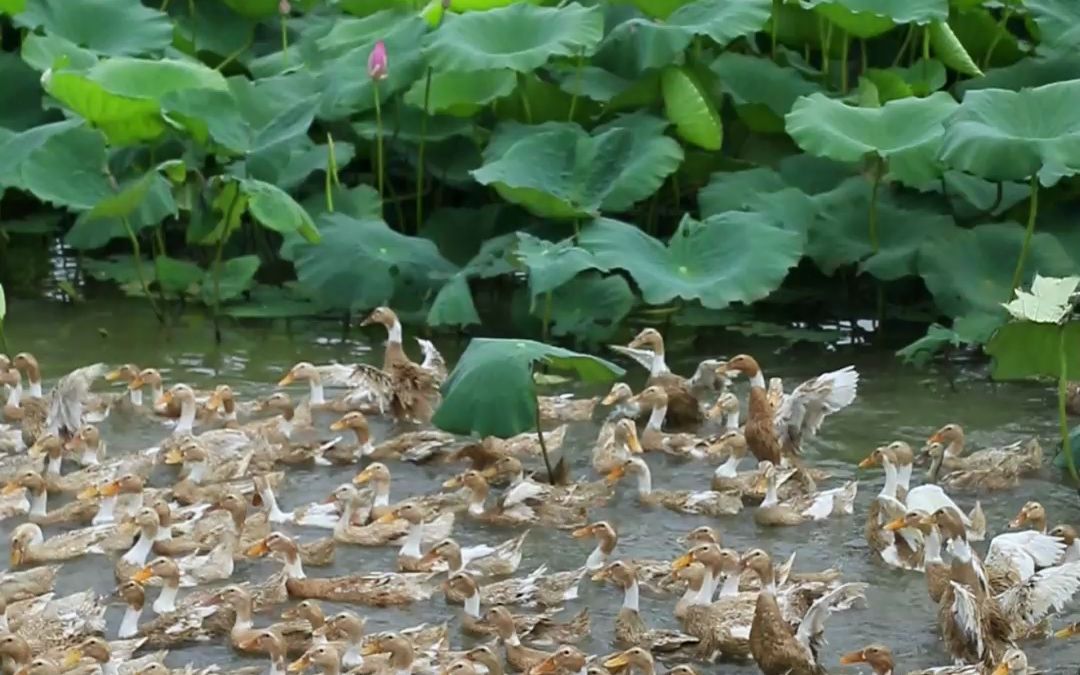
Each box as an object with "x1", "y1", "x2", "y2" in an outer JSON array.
[
  {"x1": 2, "y1": 469, "x2": 97, "y2": 525},
  {"x1": 600, "y1": 382, "x2": 642, "y2": 421},
  {"x1": 251, "y1": 474, "x2": 341, "y2": 529},
  {"x1": 34, "y1": 433, "x2": 155, "y2": 495},
  {"x1": 629, "y1": 386, "x2": 708, "y2": 457},
  {"x1": 63, "y1": 424, "x2": 106, "y2": 467},
  {"x1": 603, "y1": 647, "x2": 672, "y2": 675},
  {"x1": 444, "y1": 571, "x2": 589, "y2": 644},
  {"x1": 839, "y1": 643, "x2": 980, "y2": 675},
  {"x1": 359, "y1": 306, "x2": 441, "y2": 423},
  {"x1": 571, "y1": 521, "x2": 672, "y2": 591},
  {"x1": 0, "y1": 564, "x2": 60, "y2": 603},
  {"x1": 358, "y1": 631, "x2": 440, "y2": 675},
  {"x1": 355, "y1": 463, "x2": 464, "y2": 522},
  {"x1": 103, "y1": 364, "x2": 149, "y2": 410},
  {"x1": 351, "y1": 501, "x2": 456, "y2": 550},
  {"x1": 9, "y1": 522, "x2": 111, "y2": 566},
  {"x1": 484, "y1": 455, "x2": 607, "y2": 511},
  {"x1": 418, "y1": 533, "x2": 528, "y2": 577},
  {"x1": 61, "y1": 635, "x2": 167, "y2": 675},
  {"x1": 753, "y1": 460, "x2": 856, "y2": 527},
  {"x1": 441, "y1": 560, "x2": 584, "y2": 609},
  {"x1": 246, "y1": 531, "x2": 438, "y2": 605},
  {"x1": 858, "y1": 444, "x2": 925, "y2": 570},
  {"x1": 115, "y1": 507, "x2": 172, "y2": 580},
  {"x1": 1009, "y1": 501, "x2": 1050, "y2": 534},
  {"x1": 444, "y1": 470, "x2": 586, "y2": 529},
  {"x1": 592, "y1": 560, "x2": 698, "y2": 652},
  {"x1": 709, "y1": 432, "x2": 812, "y2": 502},
  {"x1": 287, "y1": 643, "x2": 347, "y2": 675},
  {"x1": 538, "y1": 393, "x2": 598, "y2": 424},
  {"x1": 220, "y1": 586, "x2": 312, "y2": 655},
  {"x1": 1049, "y1": 524, "x2": 1079, "y2": 562},
  {"x1": 607, "y1": 456, "x2": 742, "y2": 516},
  {"x1": 236, "y1": 629, "x2": 291, "y2": 673},
  {"x1": 376, "y1": 503, "x2": 458, "y2": 571},
  {"x1": 924, "y1": 441, "x2": 1025, "y2": 492},
  {"x1": 725, "y1": 354, "x2": 858, "y2": 463},
  {"x1": 927, "y1": 424, "x2": 1042, "y2": 475},
  {"x1": 672, "y1": 544, "x2": 758, "y2": 659},
  {"x1": 131, "y1": 557, "x2": 208, "y2": 617},
  {"x1": 591, "y1": 418, "x2": 641, "y2": 475},
  {"x1": 1, "y1": 590, "x2": 108, "y2": 658},
  {"x1": 531, "y1": 646, "x2": 590, "y2": 675},
  {"x1": 706, "y1": 391, "x2": 740, "y2": 431},
  {"x1": 608, "y1": 328, "x2": 703, "y2": 428},
  {"x1": 484, "y1": 606, "x2": 554, "y2": 672},
  {"x1": 279, "y1": 362, "x2": 367, "y2": 413}
]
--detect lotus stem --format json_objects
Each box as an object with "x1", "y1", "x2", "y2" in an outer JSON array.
[
  {"x1": 892, "y1": 24, "x2": 914, "y2": 67},
  {"x1": 533, "y1": 394, "x2": 557, "y2": 484},
  {"x1": 1059, "y1": 326, "x2": 1078, "y2": 483},
  {"x1": 516, "y1": 72, "x2": 533, "y2": 123},
  {"x1": 211, "y1": 235, "x2": 225, "y2": 345},
  {"x1": 820, "y1": 19, "x2": 833, "y2": 76},
  {"x1": 122, "y1": 217, "x2": 164, "y2": 324},
  {"x1": 1010, "y1": 175, "x2": 1039, "y2": 294},
  {"x1": 568, "y1": 51, "x2": 583, "y2": 122},
  {"x1": 860, "y1": 38, "x2": 868, "y2": 75},
  {"x1": 922, "y1": 25, "x2": 930, "y2": 61},
  {"x1": 215, "y1": 30, "x2": 254, "y2": 72},
  {"x1": 541, "y1": 292, "x2": 552, "y2": 342},
  {"x1": 0, "y1": 321, "x2": 8, "y2": 354},
  {"x1": 326, "y1": 132, "x2": 339, "y2": 213},
  {"x1": 372, "y1": 82, "x2": 385, "y2": 201},
  {"x1": 982, "y1": 7, "x2": 1013, "y2": 70},
  {"x1": 280, "y1": 14, "x2": 289, "y2": 65},
  {"x1": 770, "y1": 0, "x2": 780, "y2": 60},
  {"x1": 416, "y1": 67, "x2": 433, "y2": 230},
  {"x1": 840, "y1": 30, "x2": 849, "y2": 93},
  {"x1": 869, "y1": 164, "x2": 884, "y2": 332}
]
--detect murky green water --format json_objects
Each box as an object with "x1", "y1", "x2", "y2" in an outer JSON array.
[{"x1": 3, "y1": 298, "x2": 1078, "y2": 673}]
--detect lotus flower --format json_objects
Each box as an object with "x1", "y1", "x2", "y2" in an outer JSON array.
[
  {"x1": 368, "y1": 41, "x2": 388, "y2": 81},
  {"x1": 278, "y1": 0, "x2": 290, "y2": 14}
]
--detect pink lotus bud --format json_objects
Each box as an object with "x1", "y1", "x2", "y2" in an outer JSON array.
[
  {"x1": 278, "y1": 0, "x2": 290, "y2": 14},
  {"x1": 368, "y1": 41, "x2": 388, "y2": 81}
]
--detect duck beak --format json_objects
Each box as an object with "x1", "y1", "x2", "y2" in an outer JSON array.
[
  {"x1": 160, "y1": 390, "x2": 174, "y2": 405},
  {"x1": 590, "y1": 568, "x2": 611, "y2": 582},
  {"x1": 442, "y1": 475, "x2": 463, "y2": 489},
  {"x1": 206, "y1": 392, "x2": 223, "y2": 412},
  {"x1": 479, "y1": 467, "x2": 498, "y2": 479},
  {"x1": 752, "y1": 475, "x2": 768, "y2": 493},
  {"x1": 278, "y1": 372, "x2": 296, "y2": 387},
  {"x1": 105, "y1": 369, "x2": 124, "y2": 382},
  {"x1": 532, "y1": 655, "x2": 559, "y2": 675},
  {"x1": 128, "y1": 375, "x2": 144, "y2": 391},
  {"x1": 990, "y1": 664, "x2": 1008, "y2": 675},
  {"x1": 857, "y1": 455, "x2": 876, "y2": 469},
  {"x1": 928, "y1": 431, "x2": 943, "y2": 444},
  {"x1": 375, "y1": 511, "x2": 398, "y2": 524},
  {"x1": 601, "y1": 390, "x2": 620, "y2": 405},
  {"x1": 603, "y1": 653, "x2": 630, "y2": 669},
  {"x1": 1, "y1": 481, "x2": 21, "y2": 496},
  {"x1": 132, "y1": 566, "x2": 154, "y2": 583},
  {"x1": 838, "y1": 650, "x2": 866, "y2": 665},
  {"x1": 10, "y1": 544, "x2": 23, "y2": 567},
  {"x1": 353, "y1": 469, "x2": 372, "y2": 485},
  {"x1": 604, "y1": 465, "x2": 625, "y2": 483},
  {"x1": 163, "y1": 448, "x2": 183, "y2": 465},
  {"x1": 62, "y1": 649, "x2": 84, "y2": 669},
  {"x1": 883, "y1": 516, "x2": 907, "y2": 532},
  {"x1": 1008, "y1": 511, "x2": 1027, "y2": 529},
  {"x1": 329, "y1": 419, "x2": 347, "y2": 431},
  {"x1": 360, "y1": 313, "x2": 377, "y2": 327},
  {"x1": 99, "y1": 480, "x2": 121, "y2": 497},
  {"x1": 570, "y1": 525, "x2": 592, "y2": 539},
  {"x1": 671, "y1": 553, "x2": 693, "y2": 570},
  {"x1": 246, "y1": 539, "x2": 271, "y2": 557},
  {"x1": 625, "y1": 433, "x2": 644, "y2": 455},
  {"x1": 360, "y1": 642, "x2": 382, "y2": 656},
  {"x1": 77, "y1": 485, "x2": 99, "y2": 500},
  {"x1": 1055, "y1": 623, "x2": 1080, "y2": 639},
  {"x1": 288, "y1": 656, "x2": 310, "y2": 672}
]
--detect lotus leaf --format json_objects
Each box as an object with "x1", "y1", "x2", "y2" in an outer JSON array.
[
  {"x1": 929, "y1": 21, "x2": 982, "y2": 77},
  {"x1": 433, "y1": 337, "x2": 624, "y2": 438},
  {"x1": 222, "y1": 286, "x2": 321, "y2": 319},
  {"x1": 661, "y1": 67, "x2": 722, "y2": 151},
  {"x1": 710, "y1": 53, "x2": 822, "y2": 132},
  {"x1": 786, "y1": 91, "x2": 958, "y2": 188},
  {"x1": 515, "y1": 233, "x2": 605, "y2": 303},
  {"x1": 221, "y1": 0, "x2": 315, "y2": 18},
  {"x1": 168, "y1": 1, "x2": 254, "y2": 60},
  {"x1": 958, "y1": 55, "x2": 1080, "y2": 94},
  {"x1": 423, "y1": 3, "x2": 603, "y2": 74},
  {"x1": 473, "y1": 120, "x2": 680, "y2": 218},
  {"x1": 65, "y1": 173, "x2": 177, "y2": 250},
  {"x1": 578, "y1": 214, "x2": 803, "y2": 310},
  {"x1": 0, "y1": 54, "x2": 53, "y2": 131},
  {"x1": 240, "y1": 179, "x2": 320, "y2": 244},
  {"x1": 420, "y1": 205, "x2": 520, "y2": 269},
  {"x1": 896, "y1": 323, "x2": 965, "y2": 366},
  {"x1": 699, "y1": 168, "x2": 817, "y2": 239},
  {"x1": 0, "y1": 0, "x2": 25, "y2": 14},
  {"x1": 427, "y1": 275, "x2": 481, "y2": 328},
  {"x1": 404, "y1": 70, "x2": 516, "y2": 117},
  {"x1": 547, "y1": 272, "x2": 634, "y2": 344},
  {"x1": 353, "y1": 106, "x2": 472, "y2": 143},
  {"x1": 939, "y1": 80, "x2": 1080, "y2": 186},
  {"x1": 20, "y1": 33, "x2": 98, "y2": 72},
  {"x1": 154, "y1": 256, "x2": 204, "y2": 295},
  {"x1": 16, "y1": 0, "x2": 172, "y2": 56},
  {"x1": 12, "y1": 125, "x2": 111, "y2": 210},
  {"x1": 916, "y1": 223, "x2": 1076, "y2": 319},
  {"x1": 202, "y1": 255, "x2": 261, "y2": 304},
  {"x1": 987, "y1": 322, "x2": 1080, "y2": 380},
  {"x1": 1024, "y1": 0, "x2": 1080, "y2": 54},
  {"x1": 550, "y1": 65, "x2": 636, "y2": 103},
  {"x1": 282, "y1": 213, "x2": 457, "y2": 312},
  {"x1": 800, "y1": 0, "x2": 948, "y2": 38}
]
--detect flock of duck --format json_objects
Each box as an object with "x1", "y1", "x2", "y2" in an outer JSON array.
[{"x1": 0, "y1": 306, "x2": 1077, "y2": 675}]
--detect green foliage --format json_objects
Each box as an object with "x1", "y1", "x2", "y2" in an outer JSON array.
[
  {"x1": 433, "y1": 337, "x2": 623, "y2": 438},
  {"x1": 0, "y1": 0, "x2": 1078, "y2": 350}
]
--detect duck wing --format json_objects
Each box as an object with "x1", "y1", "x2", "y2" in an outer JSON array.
[
  {"x1": 996, "y1": 561, "x2": 1080, "y2": 627},
  {"x1": 774, "y1": 366, "x2": 858, "y2": 454},
  {"x1": 47, "y1": 363, "x2": 108, "y2": 438}
]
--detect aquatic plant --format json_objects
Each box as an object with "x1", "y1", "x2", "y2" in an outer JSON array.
[{"x1": 0, "y1": 0, "x2": 1078, "y2": 354}]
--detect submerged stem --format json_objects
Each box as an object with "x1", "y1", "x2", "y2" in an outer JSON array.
[
  {"x1": 123, "y1": 218, "x2": 164, "y2": 323},
  {"x1": 771, "y1": 0, "x2": 780, "y2": 60},
  {"x1": 533, "y1": 394, "x2": 556, "y2": 484},
  {"x1": 1060, "y1": 327, "x2": 1078, "y2": 483},
  {"x1": 840, "y1": 30, "x2": 850, "y2": 94},
  {"x1": 1010, "y1": 175, "x2": 1039, "y2": 293},
  {"x1": 567, "y1": 51, "x2": 583, "y2": 122},
  {"x1": 280, "y1": 14, "x2": 289, "y2": 65}
]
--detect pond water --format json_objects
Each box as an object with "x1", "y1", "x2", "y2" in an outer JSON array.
[{"x1": 3, "y1": 298, "x2": 1078, "y2": 674}]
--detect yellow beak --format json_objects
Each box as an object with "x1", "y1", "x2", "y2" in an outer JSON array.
[
  {"x1": 163, "y1": 448, "x2": 183, "y2": 465},
  {"x1": 838, "y1": 651, "x2": 865, "y2": 665},
  {"x1": 62, "y1": 649, "x2": 84, "y2": 669},
  {"x1": 128, "y1": 376, "x2": 144, "y2": 391},
  {"x1": 374, "y1": 511, "x2": 398, "y2": 524},
  {"x1": 857, "y1": 455, "x2": 876, "y2": 469},
  {"x1": 590, "y1": 568, "x2": 611, "y2": 582},
  {"x1": 353, "y1": 469, "x2": 372, "y2": 485},
  {"x1": 246, "y1": 539, "x2": 271, "y2": 557},
  {"x1": 883, "y1": 516, "x2": 907, "y2": 532},
  {"x1": 160, "y1": 391, "x2": 174, "y2": 405},
  {"x1": 99, "y1": 480, "x2": 121, "y2": 497},
  {"x1": 605, "y1": 466, "x2": 625, "y2": 483},
  {"x1": 990, "y1": 664, "x2": 1008, "y2": 675},
  {"x1": 928, "y1": 431, "x2": 943, "y2": 444},
  {"x1": 479, "y1": 467, "x2": 498, "y2": 479},
  {"x1": 360, "y1": 642, "x2": 382, "y2": 656},
  {"x1": 278, "y1": 373, "x2": 296, "y2": 387},
  {"x1": 531, "y1": 655, "x2": 559, "y2": 675},
  {"x1": 671, "y1": 553, "x2": 693, "y2": 570},
  {"x1": 1, "y1": 481, "x2": 22, "y2": 496},
  {"x1": 442, "y1": 475, "x2": 463, "y2": 489},
  {"x1": 1054, "y1": 623, "x2": 1080, "y2": 639},
  {"x1": 132, "y1": 566, "x2": 154, "y2": 583},
  {"x1": 287, "y1": 656, "x2": 310, "y2": 672},
  {"x1": 206, "y1": 392, "x2": 223, "y2": 412},
  {"x1": 603, "y1": 653, "x2": 630, "y2": 669},
  {"x1": 10, "y1": 546, "x2": 23, "y2": 567},
  {"x1": 105, "y1": 369, "x2": 123, "y2": 382},
  {"x1": 570, "y1": 525, "x2": 592, "y2": 539},
  {"x1": 1008, "y1": 512, "x2": 1026, "y2": 529},
  {"x1": 329, "y1": 419, "x2": 346, "y2": 431},
  {"x1": 77, "y1": 485, "x2": 99, "y2": 500},
  {"x1": 626, "y1": 433, "x2": 644, "y2": 455}
]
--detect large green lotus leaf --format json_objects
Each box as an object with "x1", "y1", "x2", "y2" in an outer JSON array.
[
  {"x1": 168, "y1": 1, "x2": 253, "y2": 60},
  {"x1": 916, "y1": 223, "x2": 1077, "y2": 319},
  {"x1": 403, "y1": 70, "x2": 516, "y2": 117},
  {"x1": 598, "y1": 0, "x2": 770, "y2": 73},
  {"x1": 698, "y1": 168, "x2": 817, "y2": 238},
  {"x1": 65, "y1": 173, "x2": 177, "y2": 250},
  {"x1": 929, "y1": 20, "x2": 982, "y2": 77},
  {"x1": 549, "y1": 64, "x2": 636, "y2": 103},
  {"x1": 221, "y1": 0, "x2": 316, "y2": 18},
  {"x1": 159, "y1": 89, "x2": 250, "y2": 153},
  {"x1": 959, "y1": 56, "x2": 1080, "y2": 94},
  {"x1": 16, "y1": 0, "x2": 172, "y2": 56},
  {"x1": 423, "y1": 3, "x2": 603, "y2": 73},
  {"x1": 15, "y1": 125, "x2": 111, "y2": 210},
  {"x1": 353, "y1": 105, "x2": 472, "y2": 143},
  {"x1": 493, "y1": 73, "x2": 584, "y2": 125},
  {"x1": 21, "y1": 33, "x2": 98, "y2": 72},
  {"x1": 433, "y1": 337, "x2": 624, "y2": 438},
  {"x1": 240, "y1": 179, "x2": 320, "y2": 244},
  {"x1": 282, "y1": 213, "x2": 458, "y2": 312},
  {"x1": 515, "y1": 233, "x2": 606, "y2": 302},
  {"x1": 710, "y1": 53, "x2": 822, "y2": 133},
  {"x1": 222, "y1": 286, "x2": 322, "y2": 319},
  {"x1": 1, "y1": 0, "x2": 25, "y2": 14},
  {"x1": 786, "y1": 91, "x2": 958, "y2": 188},
  {"x1": 1025, "y1": 0, "x2": 1080, "y2": 54},
  {"x1": 661, "y1": 67, "x2": 722, "y2": 151},
  {"x1": 154, "y1": 256, "x2": 204, "y2": 295},
  {"x1": 419, "y1": 205, "x2": 521, "y2": 269},
  {"x1": 427, "y1": 275, "x2": 481, "y2": 328},
  {"x1": 949, "y1": 8, "x2": 1023, "y2": 71},
  {"x1": 547, "y1": 272, "x2": 634, "y2": 344},
  {"x1": 201, "y1": 255, "x2": 261, "y2": 304},
  {"x1": 578, "y1": 213, "x2": 803, "y2": 309},
  {"x1": 987, "y1": 322, "x2": 1080, "y2": 381},
  {"x1": 474, "y1": 120, "x2": 678, "y2": 218},
  {"x1": 0, "y1": 119, "x2": 81, "y2": 186},
  {"x1": 0, "y1": 55, "x2": 52, "y2": 132},
  {"x1": 939, "y1": 81, "x2": 1080, "y2": 187},
  {"x1": 800, "y1": 0, "x2": 947, "y2": 38}
]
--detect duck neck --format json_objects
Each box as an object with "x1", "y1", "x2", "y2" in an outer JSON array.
[
  {"x1": 387, "y1": 319, "x2": 403, "y2": 346},
  {"x1": 101, "y1": 659, "x2": 119, "y2": 675},
  {"x1": 645, "y1": 405, "x2": 667, "y2": 432},
  {"x1": 4, "y1": 380, "x2": 20, "y2": 408},
  {"x1": 693, "y1": 567, "x2": 715, "y2": 605},
  {"x1": 154, "y1": 581, "x2": 180, "y2": 613},
  {"x1": 119, "y1": 604, "x2": 141, "y2": 638},
  {"x1": 123, "y1": 528, "x2": 155, "y2": 565},
  {"x1": 649, "y1": 350, "x2": 668, "y2": 377},
  {"x1": 93, "y1": 495, "x2": 116, "y2": 525},
  {"x1": 714, "y1": 453, "x2": 742, "y2": 479},
  {"x1": 724, "y1": 409, "x2": 740, "y2": 431},
  {"x1": 880, "y1": 458, "x2": 898, "y2": 500},
  {"x1": 79, "y1": 445, "x2": 99, "y2": 466},
  {"x1": 762, "y1": 475, "x2": 779, "y2": 507},
  {"x1": 634, "y1": 462, "x2": 653, "y2": 497},
  {"x1": 187, "y1": 461, "x2": 208, "y2": 484},
  {"x1": 284, "y1": 550, "x2": 306, "y2": 579},
  {"x1": 463, "y1": 589, "x2": 481, "y2": 619},
  {"x1": 945, "y1": 437, "x2": 964, "y2": 458},
  {"x1": 400, "y1": 520, "x2": 424, "y2": 559},
  {"x1": 372, "y1": 480, "x2": 390, "y2": 509},
  {"x1": 150, "y1": 384, "x2": 164, "y2": 407},
  {"x1": 585, "y1": 543, "x2": 608, "y2": 571},
  {"x1": 749, "y1": 369, "x2": 766, "y2": 389},
  {"x1": 45, "y1": 452, "x2": 62, "y2": 476},
  {"x1": 28, "y1": 378, "x2": 42, "y2": 399},
  {"x1": 232, "y1": 599, "x2": 253, "y2": 631},
  {"x1": 28, "y1": 487, "x2": 47, "y2": 518},
  {"x1": 924, "y1": 526, "x2": 943, "y2": 563},
  {"x1": 176, "y1": 399, "x2": 196, "y2": 435},
  {"x1": 621, "y1": 579, "x2": 640, "y2": 612},
  {"x1": 268, "y1": 655, "x2": 286, "y2": 675},
  {"x1": 128, "y1": 387, "x2": 143, "y2": 407},
  {"x1": 467, "y1": 488, "x2": 487, "y2": 517},
  {"x1": 717, "y1": 572, "x2": 741, "y2": 598},
  {"x1": 260, "y1": 484, "x2": 287, "y2": 521},
  {"x1": 895, "y1": 463, "x2": 912, "y2": 490},
  {"x1": 308, "y1": 377, "x2": 325, "y2": 406}
]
